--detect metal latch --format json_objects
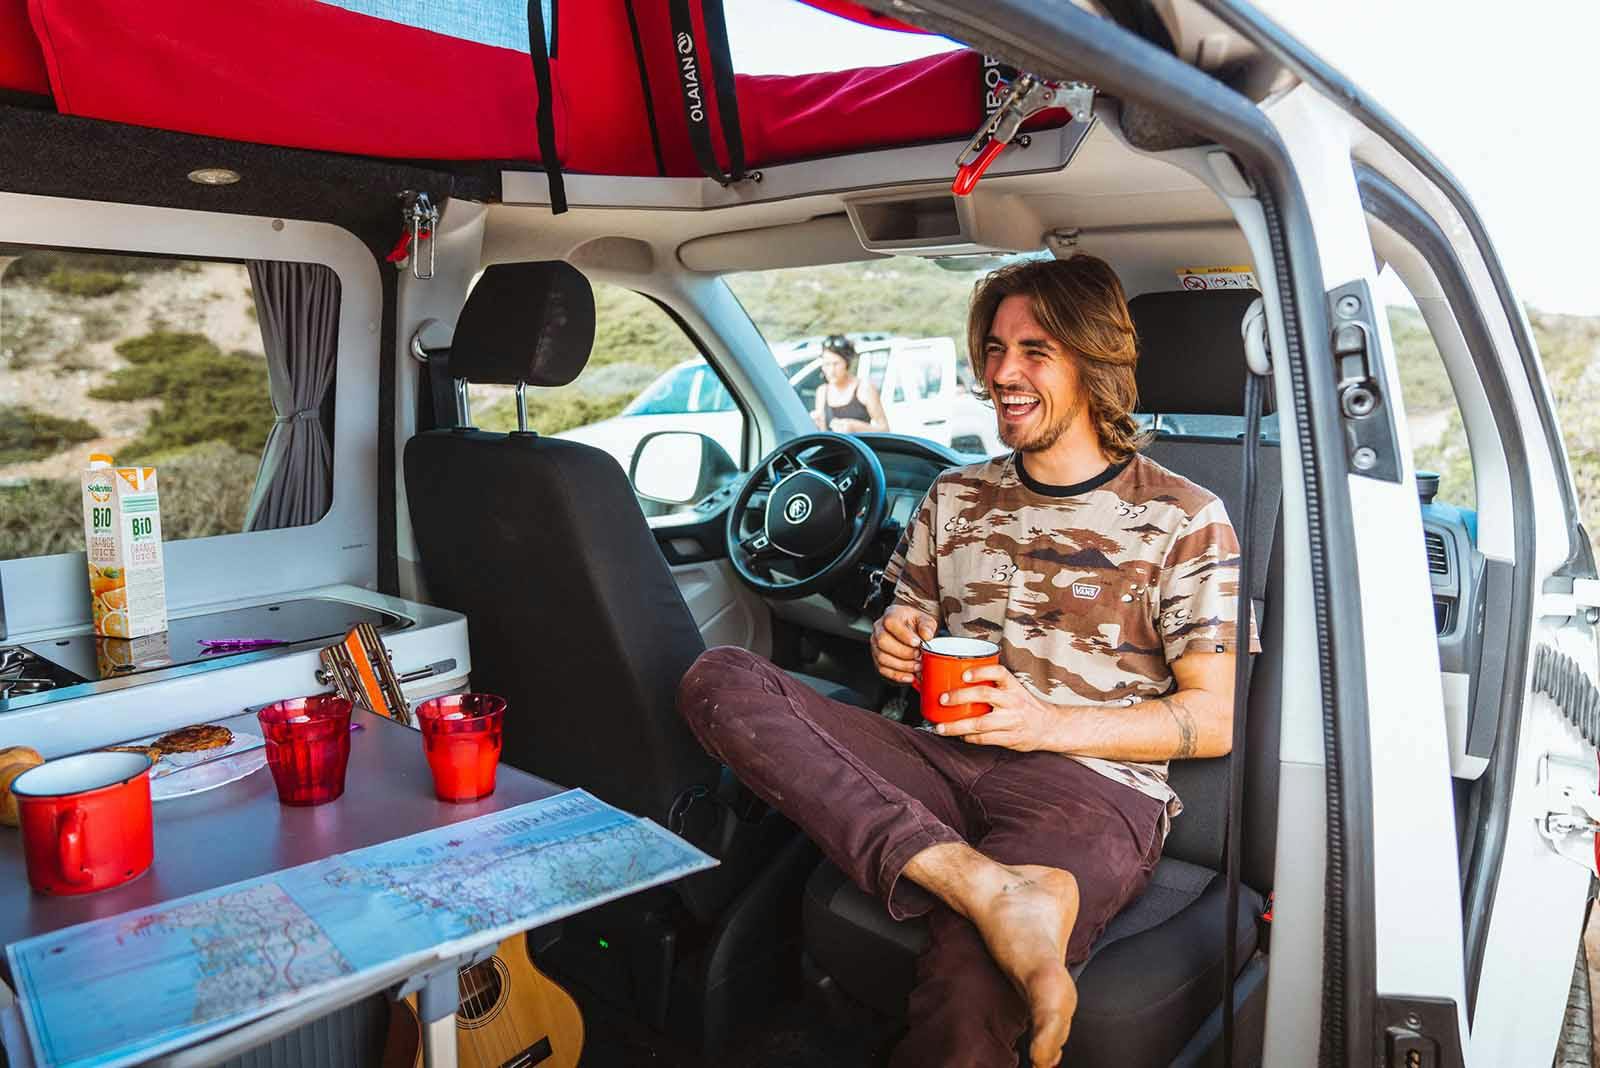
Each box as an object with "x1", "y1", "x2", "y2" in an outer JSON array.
[
  {"x1": 1539, "y1": 577, "x2": 1600, "y2": 622},
  {"x1": 400, "y1": 191, "x2": 439, "y2": 280},
  {"x1": 953, "y1": 74, "x2": 1095, "y2": 196},
  {"x1": 1536, "y1": 752, "x2": 1600, "y2": 875}
]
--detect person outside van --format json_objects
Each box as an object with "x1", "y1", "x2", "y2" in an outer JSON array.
[{"x1": 812, "y1": 334, "x2": 890, "y2": 433}]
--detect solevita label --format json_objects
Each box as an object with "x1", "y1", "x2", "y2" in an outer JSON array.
[{"x1": 82, "y1": 462, "x2": 167, "y2": 639}]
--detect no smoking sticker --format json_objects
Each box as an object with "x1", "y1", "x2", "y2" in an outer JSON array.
[{"x1": 1177, "y1": 265, "x2": 1258, "y2": 291}]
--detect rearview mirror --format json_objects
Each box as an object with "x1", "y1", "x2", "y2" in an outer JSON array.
[{"x1": 629, "y1": 431, "x2": 738, "y2": 505}]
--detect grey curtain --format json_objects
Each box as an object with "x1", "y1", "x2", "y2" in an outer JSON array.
[{"x1": 244, "y1": 261, "x2": 340, "y2": 532}]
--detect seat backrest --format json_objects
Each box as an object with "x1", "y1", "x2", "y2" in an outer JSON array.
[
  {"x1": 403, "y1": 262, "x2": 718, "y2": 829},
  {"x1": 1129, "y1": 290, "x2": 1281, "y2": 893}
]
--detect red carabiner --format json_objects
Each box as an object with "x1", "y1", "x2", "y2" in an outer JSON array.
[
  {"x1": 385, "y1": 228, "x2": 432, "y2": 264},
  {"x1": 952, "y1": 138, "x2": 1008, "y2": 197}
]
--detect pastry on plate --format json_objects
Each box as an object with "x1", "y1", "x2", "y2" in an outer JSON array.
[{"x1": 153, "y1": 724, "x2": 233, "y2": 754}]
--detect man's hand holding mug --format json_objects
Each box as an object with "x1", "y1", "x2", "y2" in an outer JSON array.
[
  {"x1": 871, "y1": 605, "x2": 936, "y2": 685},
  {"x1": 871, "y1": 607, "x2": 1000, "y2": 723}
]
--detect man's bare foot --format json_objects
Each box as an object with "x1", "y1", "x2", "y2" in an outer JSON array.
[
  {"x1": 901, "y1": 845, "x2": 1081, "y2": 1066},
  {"x1": 967, "y1": 864, "x2": 1080, "y2": 1068}
]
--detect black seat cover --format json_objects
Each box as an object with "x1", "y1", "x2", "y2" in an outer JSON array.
[
  {"x1": 404, "y1": 262, "x2": 717, "y2": 831},
  {"x1": 801, "y1": 290, "x2": 1282, "y2": 1066}
]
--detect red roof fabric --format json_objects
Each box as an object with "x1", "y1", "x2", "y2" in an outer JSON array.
[
  {"x1": 0, "y1": 0, "x2": 48, "y2": 96},
  {"x1": 738, "y1": 50, "x2": 984, "y2": 168},
  {"x1": 0, "y1": 1, "x2": 1054, "y2": 180}
]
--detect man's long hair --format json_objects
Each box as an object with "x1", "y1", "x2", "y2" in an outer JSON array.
[{"x1": 966, "y1": 255, "x2": 1148, "y2": 462}]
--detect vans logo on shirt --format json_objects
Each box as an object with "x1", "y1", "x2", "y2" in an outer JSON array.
[{"x1": 1071, "y1": 582, "x2": 1101, "y2": 600}]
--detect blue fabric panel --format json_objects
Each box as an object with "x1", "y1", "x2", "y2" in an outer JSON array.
[{"x1": 314, "y1": 0, "x2": 553, "y2": 53}]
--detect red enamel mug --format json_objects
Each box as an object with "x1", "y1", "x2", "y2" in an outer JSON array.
[
  {"x1": 13, "y1": 751, "x2": 155, "y2": 896},
  {"x1": 913, "y1": 636, "x2": 1001, "y2": 724}
]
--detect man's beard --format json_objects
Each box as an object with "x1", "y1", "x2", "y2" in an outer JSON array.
[{"x1": 997, "y1": 396, "x2": 1084, "y2": 453}]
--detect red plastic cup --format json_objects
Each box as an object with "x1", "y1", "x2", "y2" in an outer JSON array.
[
  {"x1": 416, "y1": 694, "x2": 505, "y2": 803},
  {"x1": 256, "y1": 695, "x2": 353, "y2": 806},
  {"x1": 13, "y1": 751, "x2": 154, "y2": 896}
]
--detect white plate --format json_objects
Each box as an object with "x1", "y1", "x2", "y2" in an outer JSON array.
[
  {"x1": 151, "y1": 747, "x2": 268, "y2": 801},
  {"x1": 101, "y1": 728, "x2": 269, "y2": 802}
]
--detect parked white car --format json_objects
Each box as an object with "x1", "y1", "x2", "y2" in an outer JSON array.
[{"x1": 559, "y1": 337, "x2": 1003, "y2": 470}]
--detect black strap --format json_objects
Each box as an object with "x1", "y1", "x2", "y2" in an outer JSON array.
[
  {"x1": 421, "y1": 350, "x2": 459, "y2": 431},
  {"x1": 526, "y1": 0, "x2": 567, "y2": 214},
  {"x1": 623, "y1": 0, "x2": 667, "y2": 176},
  {"x1": 668, "y1": 0, "x2": 747, "y2": 184},
  {"x1": 1222, "y1": 368, "x2": 1266, "y2": 1067},
  {"x1": 377, "y1": 260, "x2": 399, "y2": 595}
]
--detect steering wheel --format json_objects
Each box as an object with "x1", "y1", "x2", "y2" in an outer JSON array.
[{"x1": 726, "y1": 432, "x2": 888, "y2": 600}]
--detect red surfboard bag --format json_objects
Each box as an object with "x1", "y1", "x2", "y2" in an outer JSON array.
[{"x1": 0, "y1": 0, "x2": 1054, "y2": 187}]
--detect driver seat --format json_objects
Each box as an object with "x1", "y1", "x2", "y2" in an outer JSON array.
[{"x1": 403, "y1": 261, "x2": 818, "y2": 1048}]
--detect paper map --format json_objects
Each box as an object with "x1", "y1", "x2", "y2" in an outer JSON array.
[{"x1": 6, "y1": 789, "x2": 714, "y2": 1068}]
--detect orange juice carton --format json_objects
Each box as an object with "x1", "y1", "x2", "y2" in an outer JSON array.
[{"x1": 81, "y1": 454, "x2": 167, "y2": 639}]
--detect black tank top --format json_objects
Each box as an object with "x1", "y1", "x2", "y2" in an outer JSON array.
[{"x1": 824, "y1": 380, "x2": 871, "y2": 426}]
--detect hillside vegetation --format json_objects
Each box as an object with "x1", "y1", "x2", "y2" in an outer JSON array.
[{"x1": 0, "y1": 255, "x2": 266, "y2": 557}]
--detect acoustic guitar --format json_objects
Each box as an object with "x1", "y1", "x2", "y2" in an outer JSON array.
[{"x1": 382, "y1": 933, "x2": 584, "y2": 1068}]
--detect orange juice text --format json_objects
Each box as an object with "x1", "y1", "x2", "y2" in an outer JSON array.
[{"x1": 81, "y1": 455, "x2": 167, "y2": 639}]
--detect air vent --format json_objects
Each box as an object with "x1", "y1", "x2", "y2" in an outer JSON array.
[{"x1": 1425, "y1": 531, "x2": 1449, "y2": 575}]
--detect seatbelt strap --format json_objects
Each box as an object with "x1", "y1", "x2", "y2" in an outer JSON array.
[
  {"x1": 668, "y1": 0, "x2": 749, "y2": 184},
  {"x1": 420, "y1": 351, "x2": 460, "y2": 430},
  {"x1": 1222, "y1": 365, "x2": 1266, "y2": 1068},
  {"x1": 526, "y1": 0, "x2": 567, "y2": 214}
]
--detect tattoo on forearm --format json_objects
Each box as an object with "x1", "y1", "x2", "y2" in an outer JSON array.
[{"x1": 1165, "y1": 695, "x2": 1199, "y2": 759}]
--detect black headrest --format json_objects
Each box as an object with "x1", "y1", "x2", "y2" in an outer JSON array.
[
  {"x1": 449, "y1": 261, "x2": 596, "y2": 386},
  {"x1": 1129, "y1": 289, "x2": 1263, "y2": 416}
]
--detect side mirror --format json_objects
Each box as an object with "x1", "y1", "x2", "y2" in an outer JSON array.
[{"x1": 629, "y1": 431, "x2": 738, "y2": 505}]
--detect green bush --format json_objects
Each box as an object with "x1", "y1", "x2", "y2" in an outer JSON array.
[
  {"x1": 0, "y1": 446, "x2": 261, "y2": 560},
  {"x1": 5, "y1": 251, "x2": 190, "y2": 283},
  {"x1": 590, "y1": 286, "x2": 695, "y2": 371},
  {"x1": 90, "y1": 330, "x2": 276, "y2": 457},
  {"x1": 0, "y1": 478, "x2": 80, "y2": 559},
  {"x1": 478, "y1": 389, "x2": 630, "y2": 435},
  {"x1": 38, "y1": 268, "x2": 129, "y2": 298},
  {"x1": 1389, "y1": 306, "x2": 1455, "y2": 416},
  {"x1": 727, "y1": 259, "x2": 977, "y2": 360},
  {"x1": 0, "y1": 404, "x2": 98, "y2": 464},
  {"x1": 150, "y1": 444, "x2": 261, "y2": 539}
]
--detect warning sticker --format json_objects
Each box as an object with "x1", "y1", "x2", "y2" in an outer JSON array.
[{"x1": 1177, "y1": 265, "x2": 1258, "y2": 291}]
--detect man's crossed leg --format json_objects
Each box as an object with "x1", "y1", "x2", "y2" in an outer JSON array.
[{"x1": 678, "y1": 646, "x2": 1164, "y2": 1068}]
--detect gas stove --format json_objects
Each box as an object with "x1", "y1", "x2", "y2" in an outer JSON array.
[{"x1": 0, "y1": 645, "x2": 86, "y2": 702}]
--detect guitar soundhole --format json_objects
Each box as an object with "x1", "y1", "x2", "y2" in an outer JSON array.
[{"x1": 456, "y1": 956, "x2": 509, "y2": 1024}]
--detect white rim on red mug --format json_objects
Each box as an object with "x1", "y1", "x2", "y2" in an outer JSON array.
[
  {"x1": 11, "y1": 751, "x2": 152, "y2": 798},
  {"x1": 921, "y1": 636, "x2": 1000, "y2": 659}
]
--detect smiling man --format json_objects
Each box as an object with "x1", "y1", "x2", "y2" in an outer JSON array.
[{"x1": 677, "y1": 255, "x2": 1253, "y2": 1068}]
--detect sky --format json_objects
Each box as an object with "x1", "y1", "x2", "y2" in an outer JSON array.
[{"x1": 727, "y1": 1, "x2": 1599, "y2": 316}]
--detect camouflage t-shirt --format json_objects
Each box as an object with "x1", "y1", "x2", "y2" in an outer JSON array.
[{"x1": 885, "y1": 451, "x2": 1257, "y2": 816}]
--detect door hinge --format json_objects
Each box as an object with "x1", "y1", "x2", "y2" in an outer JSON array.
[
  {"x1": 1537, "y1": 752, "x2": 1600, "y2": 875},
  {"x1": 1539, "y1": 576, "x2": 1600, "y2": 622}
]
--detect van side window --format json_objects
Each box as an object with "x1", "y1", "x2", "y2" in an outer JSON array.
[
  {"x1": 1384, "y1": 267, "x2": 1475, "y2": 508},
  {"x1": 0, "y1": 247, "x2": 339, "y2": 561},
  {"x1": 468, "y1": 283, "x2": 745, "y2": 475}
]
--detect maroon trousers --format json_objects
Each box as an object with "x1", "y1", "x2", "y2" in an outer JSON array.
[{"x1": 677, "y1": 647, "x2": 1165, "y2": 1068}]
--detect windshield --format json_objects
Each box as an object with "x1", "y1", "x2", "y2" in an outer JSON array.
[
  {"x1": 726, "y1": 257, "x2": 1276, "y2": 459},
  {"x1": 727, "y1": 259, "x2": 1004, "y2": 458}
]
